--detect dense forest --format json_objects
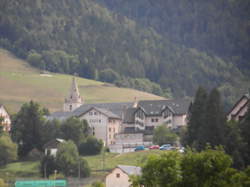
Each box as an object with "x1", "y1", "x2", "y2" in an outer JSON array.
[{"x1": 0, "y1": 0, "x2": 249, "y2": 107}]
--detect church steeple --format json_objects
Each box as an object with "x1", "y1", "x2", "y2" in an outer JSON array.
[{"x1": 63, "y1": 77, "x2": 83, "y2": 112}]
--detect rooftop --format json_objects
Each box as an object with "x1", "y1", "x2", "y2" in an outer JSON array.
[
  {"x1": 117, "y1": 165, "x2": 141, "y2": 176},
  {"x1": 138, "y1": 99, "x2": 190, "y2": 115}
]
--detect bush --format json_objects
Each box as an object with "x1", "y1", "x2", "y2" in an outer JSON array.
[
  {"x1": 0, "y1": 134, "x2": 17, "y2": 166},
  {"x1": 99, "y1": 68, "x2": 121, "y2": 83},
  {"x1": 79, "y1": 136, "x2": 103, "y2": 156}
]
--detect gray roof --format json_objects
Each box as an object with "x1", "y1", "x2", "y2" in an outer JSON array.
[
  {"x1": 123, "y1": 108, "x2": 137, "y2": 123},
  {"x1": 73, "y1": 102, "x2": 133, "y2": 118},
  {"x1": 46, "y1": 111, "x2": 74, "y2": 121},
  {"x1": 117, "y1": 165, "x2": 141, "y2": 176},
  {"x1": 48, "y1": 99, "x2": 190, "y2": 121},
  {"x1": 79, "y1": 107, "x2": 121, "y2": 119},
  {"x1": 138, "y1": 99, "x2": 190, "y2": 116}
]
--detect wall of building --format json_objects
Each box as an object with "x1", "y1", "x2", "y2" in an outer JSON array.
[
  {"x1": 79, "y1": 109, "x2": 108, "y2": 145},
  {"x1": 107, "y1": 118, "x2": 121, "y2": 145},
  {"x1": 106, "y1": 168, "x2": 131, "y2": 187},
  {"x1": 63, "y1": 102, "x2": 82, "y2": 112},
  {"x1": 0, "y1": 106, "x2": 11, "y2": 131},
  {"x1": 172, "y1": 114, "x2": 187, "y2": 128},
  {"x1": 45, "y1": 148, "x2": 57, "y2": 157}
]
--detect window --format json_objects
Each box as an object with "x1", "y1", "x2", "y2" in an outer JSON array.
[
  {"x1": 151, "y1": 118, "x2": 154, "y2": 122},
  {"x1": 116, "y1": 173, "x2": 120, "y2": 178},
  {"x1": 109, "y1": 128, "x2": 111, "y2": 132},
  {"x1": 69, "y1": 105, "x2": 72, "y2": 111},
  {"x1": 89, "y1": 112, "x2": 92, "y2": 115},
  {"x1": 94, "y1": 112, "x2": 97, "y2": 115},
  {"x1": 155, "y1": 118, "x2": 158, "y2": 122},
  {"x1": 99, "y1": 119, "x2": 101, "y2": 123}
]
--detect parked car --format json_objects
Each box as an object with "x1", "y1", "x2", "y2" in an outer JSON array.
[
  {"x1": 159, "y1": 144, "x2": 172, "y2": 150},
  {"x1": 134, "y1": 145, "x2": 145, "y2": 151},
  {"x1": 149, "y1": 145, "x2": 160, "y2": 149}
]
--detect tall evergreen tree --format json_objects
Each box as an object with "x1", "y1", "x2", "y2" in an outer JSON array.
[
  {"x1": 225, "y1": 120, "x2": 245, "y2": 169},
  {"x1": 200, "y1": 88, "x2": 227, "y2": 149},
  {"x1": 239, "y1": 105, "x2": 250, "y2": 166},
  {"x1": 186, "y1": 87, "x2": 207, "y2": 150},
  {"x1": 11, "y1": 101, "x2": 45, "y2": 157}
]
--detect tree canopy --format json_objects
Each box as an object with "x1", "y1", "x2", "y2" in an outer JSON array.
[
  {"x1": 135, "y1": 148, "x2": 250, "y2": 187},
  {"x1": 11, "y1": 101, "x2": 46, "y2": 157}
]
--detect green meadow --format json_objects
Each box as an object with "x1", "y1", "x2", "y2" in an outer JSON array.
[
  {"x1": 0, "y1": 150, "x2": 163, "y2": 183},
  {"x1": 0, "y1": 49, "x2": 163, "y2": 113}
]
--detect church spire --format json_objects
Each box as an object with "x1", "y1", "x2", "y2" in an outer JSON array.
[{"x1": 63, "y1": 77, "x2": 83, "y2": 112}]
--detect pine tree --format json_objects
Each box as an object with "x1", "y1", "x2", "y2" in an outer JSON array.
[
  {"x1": 239, "y1": 105, "x2": 250, "y2": 166},
  {"x1": 200, "y1": 88, "x2": 227, "y2": 149},
  {"x1": 186, "y1": 87, "x2": 207, "y2": 150}
]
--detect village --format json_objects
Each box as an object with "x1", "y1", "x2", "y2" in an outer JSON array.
[{"x1": 1, "y1": 76, "x2": 249, "y2": 187}]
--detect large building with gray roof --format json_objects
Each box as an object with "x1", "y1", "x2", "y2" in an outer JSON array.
[{"x1": 49, "y1": 77, "x2": 190, "y2": 147}]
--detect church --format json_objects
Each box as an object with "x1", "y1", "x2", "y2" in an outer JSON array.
[{"x1": 49, "y1": 77, "x2": 190, "y2": 148}]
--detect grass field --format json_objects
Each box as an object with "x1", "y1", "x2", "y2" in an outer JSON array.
[
  {"x1": 0, "y1": 49, "x2": 163, "y2": 113},
  {"x1": 83, "y1": 150, "x2": 162, "y2": 171},
  {"x1": 0, "y1": 150, "x2": 163, "y2": 184},
  {"x1": 0, "y1": 161, "x2": 40, "y2": 180}
]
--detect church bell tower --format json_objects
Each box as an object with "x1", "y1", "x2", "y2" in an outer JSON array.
[{"x1": 63, "y1": 77, "x2": 83, "y2": 112}]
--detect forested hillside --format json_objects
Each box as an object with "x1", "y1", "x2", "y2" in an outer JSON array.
[
  {"x1": 97, "y1": 0, "x2": 250, "y2": 74},
  {"x1": 0, "y1": 0, "x2": 249, "y2": 107}
]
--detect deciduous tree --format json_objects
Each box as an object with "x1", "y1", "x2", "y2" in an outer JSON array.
[
  {"x1": 0, "y1": 134, "x2": 17, "y2": 166},
  {"x1": 153, "y1": 125, "x2": 177, "y2": 146}
]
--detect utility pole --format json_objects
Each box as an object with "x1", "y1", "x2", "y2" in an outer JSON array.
[{"x1": 78, "y1": 157, "x2": 81, "y2": 187}]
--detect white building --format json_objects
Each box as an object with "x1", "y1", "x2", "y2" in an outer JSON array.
[
  {"x1": 78, "y1": 107, "x2": 121, "y2": 146},
  {"x1": 122, "y1": 99, "x2": 190, "y2": 133},
  {"x1": 106, "y1": 165, "x2": 141, "y2": 187},
  {"x1": 0, "y1": 104, "x2": 11, "y2": 132}
]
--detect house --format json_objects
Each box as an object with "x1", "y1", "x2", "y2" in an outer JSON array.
[
  {"x1": 43, "y1": 138, "x2": 65, "y2": 157},
  {"x1": 227, "y1": 94, "x2": 249, "y2": 121},
  {"x1": 105, "y1": 165, "x2": 141, "y2": 187},
  {"x1": 77, "y1": 107, "x2": 122, "y2": 146},
  {"x1": 0, "y1": 104, "x2": 11, "y2": 132}
]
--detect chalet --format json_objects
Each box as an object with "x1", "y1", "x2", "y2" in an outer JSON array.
[
  {"x1": 105, "y1": 165, "x2": 141, "y2": 187},
  {"x1": 122, "y1": 99, "x2": 190, "y2": 133},
  {"x1": 43, "y1": 138, "x2": 65, "y2": 157},
  {"x1": 227, "y1": 94, "x2": 249, "y2": 121},
  {"x1": 0, "y1": 104, "x2": 11, "y2": 132}
]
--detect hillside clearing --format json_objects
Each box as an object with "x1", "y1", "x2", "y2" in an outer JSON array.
[{"x1": 0, "y1": 49, "x2": 163, "y2": 113}]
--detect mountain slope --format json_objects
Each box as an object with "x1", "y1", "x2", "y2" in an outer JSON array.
[
  {"x1": 0, "y1": 49, "x2": 163, "y2": 113},
  {"x1": 97, "y1": 0, "x2": 250, "y2": 73},
  {"x1": 0, "y1": 0, "x2": 249, "y2": 106}
]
